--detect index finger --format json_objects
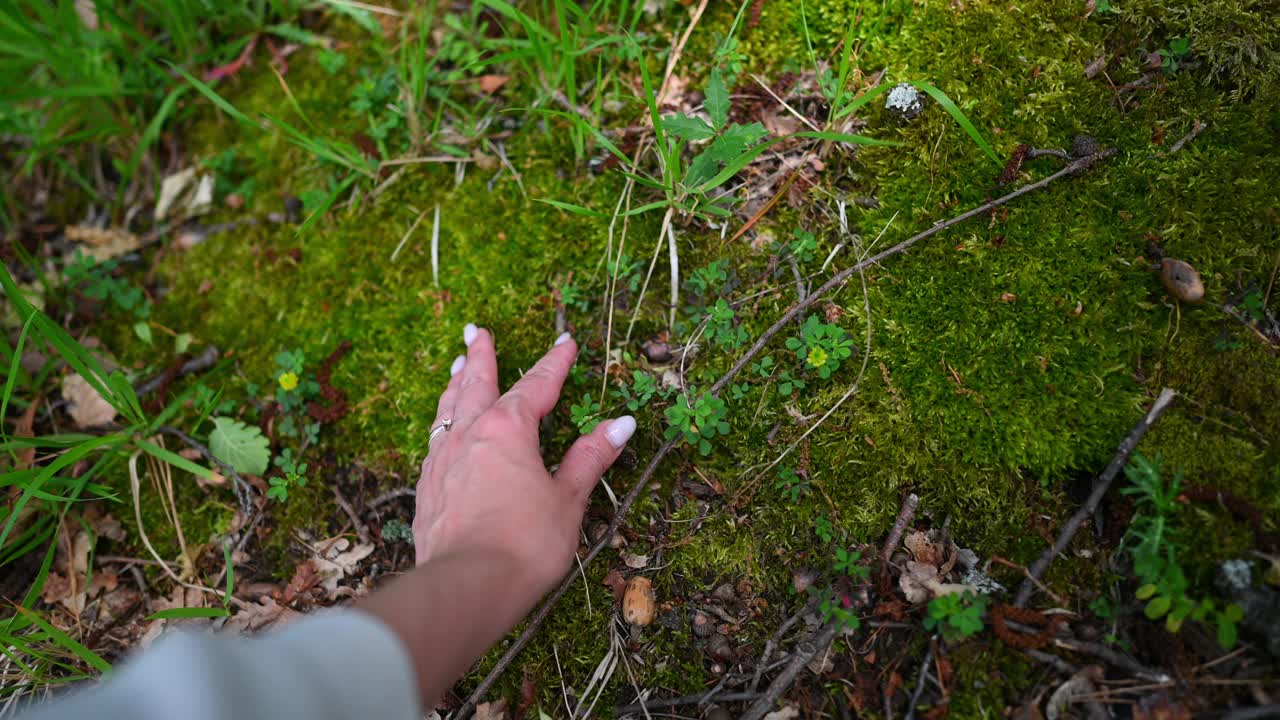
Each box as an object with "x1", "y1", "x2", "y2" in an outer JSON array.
[{"x1": 493, "y1": 332, "x2": 576, "y2": 423}]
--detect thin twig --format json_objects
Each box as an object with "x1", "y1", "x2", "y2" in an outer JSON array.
[
  {"x1": 881, "y1": 493, "x2": 920, "y2": 567},
  {"x1": 1164, "y1": 119, "x2": 1206, "y2": 156},
  {"x1": 740, "y1": 622, "x2": 841, "y2": 720},
  {"x1": 750, "y1": 604, "x2": 808, "y2": 693},
  {"x1": 369, "y1": 486, "x2": 415, "y2": 508},
  {"x1": 134, "y1": 345, "x2": 220, "y2": 397},
  {"x1": 455, "y1": 150, "x2": 1120, "y2": 719},
  {"x1": 1014, "y1": 386, "x2": 1177, "y2": 606},
  {"x1": 902, "y1": 639, "x2": 936, "y2": 720},
  {"x1": 1050, "y1": 637, "x2": 1170, "y2": 683},
  {"x1": 155, "y1": 425, "x2": 253, "y2": 515},
  {"x1": 332, "y1": 484, "x2": 370, "y2": 544},
  {"x1": 614, "y1": 691, "x2": 764, "y2": 716}
]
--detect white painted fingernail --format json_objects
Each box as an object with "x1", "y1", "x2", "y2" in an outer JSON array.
[
  {"x1": 605, "y1": 416, "x2": 636, "y2": 448},
  {"x1": 450, "y1": 355, "x2": 466, "y2": 376},
  {"x1": 463, "y1": 323, "x2": 478, "y2": 347},
  {"x1": 554, "y1": 332, "x2": 572, "y2": 347}
]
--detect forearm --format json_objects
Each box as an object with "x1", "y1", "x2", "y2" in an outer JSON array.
[{"x1": 357, "y1": 546, "x2": 543, "y2": 706}]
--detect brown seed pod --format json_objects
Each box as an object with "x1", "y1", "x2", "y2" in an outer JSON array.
[
  {"x1": 622, "y1": 576, "x2": 656, "y2": 626},
  {"x1": 1160, "y1": 258, "x2": 1205, "y2": 303}
]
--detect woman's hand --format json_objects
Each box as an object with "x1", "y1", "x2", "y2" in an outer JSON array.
[
  {"x1": 414, "y1": 324, "x2": 635, "y2": 591},
  {"x1": 360, "y1": 325, "x2": 634, "y2": 707}
]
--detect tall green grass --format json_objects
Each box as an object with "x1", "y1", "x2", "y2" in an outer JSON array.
[
  {"x1": 0, "y1": 0, "x2": 302, "y2": 228},
  {"x1": 0, "y1": 264, "x2": 219, "y2": 691}
]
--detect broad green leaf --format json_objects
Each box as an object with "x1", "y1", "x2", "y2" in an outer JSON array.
[
  {"x1": 1217, "y1": 619, "x2": 1238, "y2": 649},
  {"x1": 1135, "y1": 583, "x2": 1158, "y2": 600},
  {"x1": 1144, "y1": 595, "x2": 1172, "y2": 620},
  {"x1": 705, "y1": 69, "x2": 730, "y2": 130},
  {"x1": 663, "y1": 113, "x2": 715, "y2": 141},
  {"x1": 209, "y1": 417, "x2": 270, "y2": 476}
]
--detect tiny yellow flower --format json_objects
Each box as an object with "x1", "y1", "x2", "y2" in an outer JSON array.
[
  {"x1": 279, "y1": 371, "x2": 299, "y2": 391},
  {"x1": 806, "y1": 347, "x2": 829, "y2": 370}
]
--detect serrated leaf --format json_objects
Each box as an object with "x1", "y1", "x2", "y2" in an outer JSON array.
[
  {"x1": 664, "y1": 113, "x2": 715, "y2": 141},
  {"x1": 704, "y1": 122, "x2": 769, "y2": 164},
  {"x1": 705, "y1": 69, "x2": 730, "y2": 130},
  {"x1": 209, "y1": 417, "x2": 270, "y2": 475}
]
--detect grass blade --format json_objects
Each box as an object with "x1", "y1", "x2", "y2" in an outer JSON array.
[{"x1": 907, "y1": 81, "x2": 1000, "y2": 165}]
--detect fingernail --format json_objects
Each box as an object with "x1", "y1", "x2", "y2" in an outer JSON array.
[
  {"x1": 554, "y1": 332, "x2": 572, "y2": 347},
  {"x1": 463, "y1": 323, "x2": 478, "y2": 347},
  {"x1": 449, "y1": 355, "x2": 466, "y2": 376},
  {"x1": 605, "y1": 416, "x2": 636, "y2": 448}
]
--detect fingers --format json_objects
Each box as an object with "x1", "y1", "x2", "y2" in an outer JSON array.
[
  {"x1": 432, "y1": 356, "x2": 466, "y2": 425},
  {"x1": 494, "y1": 332, "x2": 577, "y2": 423},
  {"x1": 555, "y1": 416, "x2": 636, "y2": 502},
  {"x1": 452, "y1": 323, "x2": 500, "y2": 430}
]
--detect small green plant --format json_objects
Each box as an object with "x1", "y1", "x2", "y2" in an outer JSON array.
[
  {"x1": 268, "y1": 448, "x2": 308, "y2": 502},
  {"x1": 688, "y1": 259, "x2": 730, "y2": 296},
  {"x1": 816, "y1": 586, "x2": 860, "y2": 631},
  {"x1": 615, "y1": 370, "x2": 659, "y2": 411},
  {"x1": 664, "y1": 393, "x2": 729, "y2": 455},
  {"x1": 1241, "y1": 289, "x2": 1267, "y2": 323},
  {"x1": 62, "y1": 254, "x2": 152, "y2": 321},
  {"x1": 774, "y1": 468, "x2": 810, "y2": 502},
  {"x1": 381, "y1": 518, "x2": 414, "y2": 544},
  {"x1": 924, "y1": 592, "x2": 989, "y2": 642},
  {"x1": 569, "y1": 393, "x2": 602, "y2": 434},
  {"x1": 317, "y1": 48, "x2": 348, "y2": 75},
  {"x1": 814, "y1": 514, "x2": 835, "y2": 544},
  {"x1": 1121, "y1": 453, "x2": 1245, "y2": 648},
  {"x1": 778, "y1": 369, "x2": 807, "y2": 396},
  {"x1": 751, "y1": 355, "x2": 775, "y2": 377},
  {"x1": 202, "y1": 147, "x2": 257, "y2": 202},
  {"x1": 704, "y1": 299, "x2": 748, "y2": 350},
  {"x1": 786, "y1": 315, "x2": 855, "y2": 379},
  {"x1": 559, "y1": 282, "x2": 590, "y2": 312},
  {"x1": 833, "y1": 547, "x2": 869, "y2": 580},
  {"x1": 787, "y1": 228, "x2": 819, "y2": 264},
  {"x1": 607, "y1": 253, "x2": 644, "y2": 294},
  {"x1": 1156, "y1": 37, "x2": 1191, "y2": 74}
]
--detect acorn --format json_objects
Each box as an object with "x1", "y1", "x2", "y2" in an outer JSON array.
[
  {"x1": 1160, "y1": 258, "x2": 1205, "y2": 303},
  {"x1": 622, "y1": 577, "x2": 656, "y2": 626},
  {"x1": 642, "y1": 340, "x2": 673, "y2": 364}
]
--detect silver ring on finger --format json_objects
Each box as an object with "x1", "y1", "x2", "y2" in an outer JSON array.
[{"x1": 428, "y1": 418, "x2": 453, "y2": 450}]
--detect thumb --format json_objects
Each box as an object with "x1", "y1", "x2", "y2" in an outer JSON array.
[{"x1": 555, "y1": 416, "x2": 636, "y2": 501}]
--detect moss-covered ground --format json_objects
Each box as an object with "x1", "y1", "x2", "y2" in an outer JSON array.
[{"x1": 124, "y1": 0, "x2": 1280, "y2": 714}]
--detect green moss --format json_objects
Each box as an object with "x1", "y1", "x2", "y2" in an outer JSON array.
[{"x1": 139, "y1": 0, "x2": 1280, "y2": 712}]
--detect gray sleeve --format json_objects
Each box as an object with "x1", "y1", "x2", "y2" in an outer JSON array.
[{"x1": 21, "y1": 610, "x2": 421, "y2": 720}]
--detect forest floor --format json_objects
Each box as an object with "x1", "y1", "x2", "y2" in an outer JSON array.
[{"x1": 2, "y1": 0, "x2": 1279, "y2": 718}]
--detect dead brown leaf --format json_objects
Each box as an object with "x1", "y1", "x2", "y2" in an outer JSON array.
[
  {"x1": 62, "y1": 373, "x2": 117, "y2": 428},
  {"x1": 312, "y1": 537, "x2": 375, "y2": 597},
  {"x1": 281, "y1": 559, "x2": 323, "y2": 604},
  {"x1": 478, "y1": 74, "x2": 510, "y2": 94},
  {"x1": 64, "y1": 225, "x2": 140, "y2": 261},
  {"x1": 474, "y1": 699, "x2": 508, "y2": 720},
  {"x1": 225, "y1": 597, "x2": 299, "y2": 633},
  {"x1": 904, "y1": 530, "x2": 942, "y2": 565},
  {"x1": 602, "y1": 569, "x2": 626, "y2": 601}
]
